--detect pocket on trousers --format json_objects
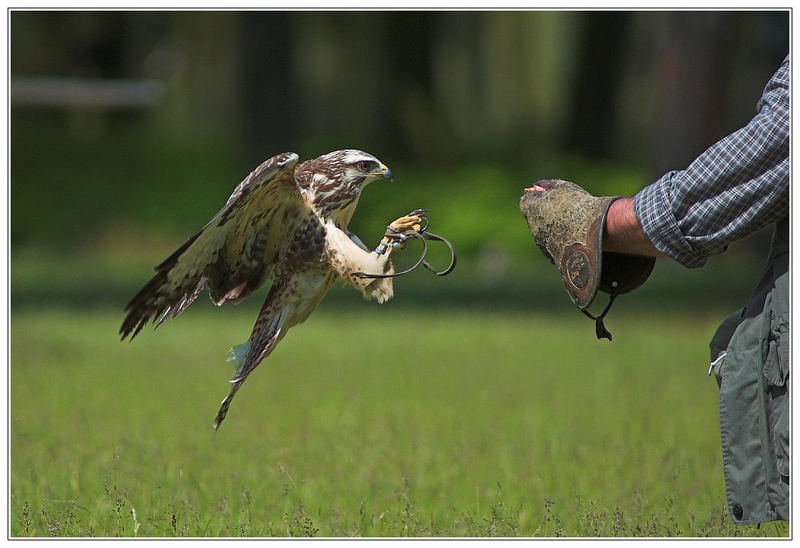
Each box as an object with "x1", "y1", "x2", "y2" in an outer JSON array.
[{"x1": 763, "y1": 311, "x2": 789, "y2": 478}]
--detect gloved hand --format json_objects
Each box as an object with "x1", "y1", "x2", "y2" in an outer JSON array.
[{"x1": 519, "y1": 179, "x2": 655, "y2": 340}]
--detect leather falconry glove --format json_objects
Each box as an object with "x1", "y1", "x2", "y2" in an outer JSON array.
[{"x1": 519, "y1": 179, "x2": 655, "y2": 340}]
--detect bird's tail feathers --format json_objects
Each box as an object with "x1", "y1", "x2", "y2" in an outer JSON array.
[
  {"x1": 213, "y1": 307, "x2": 289, "y2": 429},
  {"x1": 119, "y1": 227, "x2": 228, "y2": 341},
  {"x1": 232, "y1": 307, "x2": 288, "y2": 382},
  {"x1": 213, "y1": 380, "x2": 244, "y2": 430}
]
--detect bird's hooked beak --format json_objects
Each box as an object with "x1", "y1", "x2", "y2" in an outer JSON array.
[{"x1": 370, "y1": 163, "x2": 393, "y2": 182}]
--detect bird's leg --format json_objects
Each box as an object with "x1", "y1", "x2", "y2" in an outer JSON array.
[
  {"x1": 374, "y1": 209, "x2": 429, "y2": 256},
  {"x1": 327, "y1": 209, "x2": 430, "y2": 302}
]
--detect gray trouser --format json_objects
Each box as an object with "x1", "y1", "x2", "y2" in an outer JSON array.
[{"x1": 709, "y1": 217, "x2": 789, "y2": 525}]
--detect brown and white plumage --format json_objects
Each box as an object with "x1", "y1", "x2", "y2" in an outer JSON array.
[{"x1": 120, "y1": 149, "x2": 412, "y2": 429}]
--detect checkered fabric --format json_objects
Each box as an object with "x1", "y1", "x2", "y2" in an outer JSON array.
[{"x1": 633, "y1": 55, "x2": 790, "y2": 268}]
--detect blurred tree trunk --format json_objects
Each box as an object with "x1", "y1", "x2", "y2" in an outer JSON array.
[
  {"x1": 381, "y1": 11, "x2": 437, "y2": 157},
  {"x1": 564, "y1": 11, "x2": 631, "y2": 159},
  {"x1": 159, "y1": 13, "x2": 241, "y2": 139},
  {"x1": 237, "y1": 12, "x2": 294, "y2": 163},
  {"x1": 647, "y1": 12, "x2": 735, "y2": 175}
]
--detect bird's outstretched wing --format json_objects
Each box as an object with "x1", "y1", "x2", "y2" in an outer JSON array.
[{"x1": 120, "y1": 152, "x2": 302, "y2": 341}]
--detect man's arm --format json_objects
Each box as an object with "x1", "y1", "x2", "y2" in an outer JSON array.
[
  {"x1": 603, "y1": 197, "x2": 665, "y2": 258},
  {"x1": 631, "y1": 56, "x2": 789, "y2": 268}
]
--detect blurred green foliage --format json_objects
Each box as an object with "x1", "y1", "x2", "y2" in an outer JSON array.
[
  {"x1": 11, "y1": 118, "x2": 239, "y2": 247},
  {"x1": 11, "y1": 116, "x2": 765, "y2": 319},
  {"x1": 11, "y1": 117, "x2": 645, "y2": 256}
]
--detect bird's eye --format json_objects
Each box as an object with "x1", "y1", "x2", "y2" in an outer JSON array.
[{"x1": 357, "y1": 160, "x2": 373, "y2": 173}]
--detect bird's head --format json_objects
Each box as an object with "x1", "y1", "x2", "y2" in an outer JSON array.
[{"x1": 296, "y1": 149, "x2": 393, "y2": 224}]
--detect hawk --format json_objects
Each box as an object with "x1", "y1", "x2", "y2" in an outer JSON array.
[{"x1": 119, "y1": 149, "x2": 425, "y2": 429}]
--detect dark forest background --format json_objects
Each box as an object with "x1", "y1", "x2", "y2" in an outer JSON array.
[{"x1": 10, "y1": 10, "x2": 790, "y2": 309}]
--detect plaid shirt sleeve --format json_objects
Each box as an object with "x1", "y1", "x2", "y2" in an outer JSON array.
[{"x1": 633, "y1": 55, "x2": 789, "y2": 268}]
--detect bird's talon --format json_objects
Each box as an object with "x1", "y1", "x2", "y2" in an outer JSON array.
[{"x1": 388, "y1": 210, "x2": 428, "y2": 234}]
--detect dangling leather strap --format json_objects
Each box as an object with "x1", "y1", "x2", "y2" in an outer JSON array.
[
  {"x1": 418, "y1": 230, "x2": 457, "y2": 276},
  {"x1": 354, "y1": 229, "x2": 457, "y2": 279},
  {"x1": 581, "y1": 294, "x2": 617, "y2": 341}
]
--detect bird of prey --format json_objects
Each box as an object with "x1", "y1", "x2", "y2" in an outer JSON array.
[{"x1": 119, "y1": 149, "x2": 425, "y2": 429}]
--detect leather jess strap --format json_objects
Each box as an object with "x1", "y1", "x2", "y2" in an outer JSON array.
[{"x1": 354, "y1": 228, "x2": 457, "y2": 279}]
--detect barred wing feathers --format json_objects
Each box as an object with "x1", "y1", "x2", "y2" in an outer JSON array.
[{"x1": 120, "y1": 152, "x2": 302, "y2": 341}]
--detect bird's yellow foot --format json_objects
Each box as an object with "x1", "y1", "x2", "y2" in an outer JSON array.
[
  {"x1": 388, "y1": 208, "x2": 429, "y2": 234},
  {"x1": 373, "y1": 209, "x2": 428, "y2": 256}
]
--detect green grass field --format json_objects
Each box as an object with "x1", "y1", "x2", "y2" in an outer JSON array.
[{"x1": 10, "y1": 291, "x2": 789, "y2": 537}]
